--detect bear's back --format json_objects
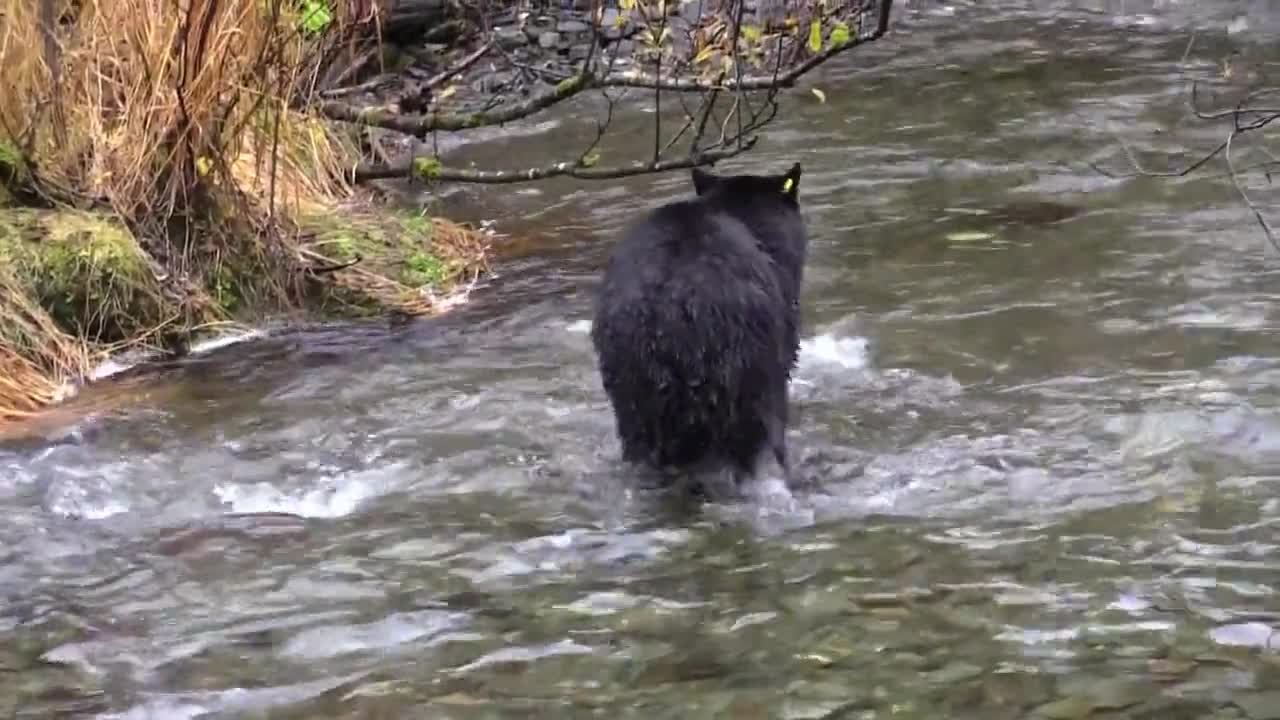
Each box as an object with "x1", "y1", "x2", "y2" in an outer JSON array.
[{"x1": 602, "y1": 198, "x2": 778, "y2": 297}]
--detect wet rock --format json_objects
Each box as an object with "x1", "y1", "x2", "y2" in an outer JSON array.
[
  {"x1": 1033, "y1": 678, "x2": 1150, "y2": 719},
  {"x1": 981, "y1": 672, "x2": 1054, "y2": 709},
  {"x1": 1082, "y1": 677, "x2": 1150, "y2": 710},
  {"x1": 557, "y1": 19, "x2": 589, "y2": 34},
  {"x1": 924, "y1": 660, "x2": 985, "y2": 684},
  {"x1": 524, "y1": 15, "x2": 556, "y2": 41},
  {"x1": 1033, "y1": 695, "x2": 1093, "y2": 719},
  {"x1": 538, "y1": 31, "x2": 561, "y2": 49},
  {"x1": 1234, "y1": 692, "x2": 1280, "y2": 720},
  {"x1": 890, "y1": 651, "x2": 928, "y2": 669},
  {"x1": 472, "y1": 70, "x2": 516, "y2": 94},
  {"x1": 780, "y1": 586, "x2": 853, "y2": 620},
  {"x1": 494, "y1": 25, "x2": 527, "y2": 49},
  {"x1": 781, "y1": 699, "x2": 856, "y2": 719},
  {"x1": 1148, "y1": 657, "x2": 1197, "y2": 682},
  {"x1": 783, "y1": 681, "x2": 872, "y2": 719}
]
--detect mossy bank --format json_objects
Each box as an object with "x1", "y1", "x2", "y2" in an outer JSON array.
[{"x1": 0, "y1": 204, "x2": 491, "y2": 424}]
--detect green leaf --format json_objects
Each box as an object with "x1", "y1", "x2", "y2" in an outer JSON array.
[
  {"x1": 829, "y1": 20, "x2": 850, "y2": 49},
  {"x1": 298, "y1": 0, "x2": 332, "y2": 34},
  {"x1": 807, "y1": 19, "x2": 822, "y2": 53},
  {"x1": 741, "y1": 24, "x2": 762, "y2": 43},
  {"x1": 580, "y1": 152, "x2": 600, "y2": 168}
]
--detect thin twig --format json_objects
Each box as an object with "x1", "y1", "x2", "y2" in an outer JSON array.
[{"x1": 1224, "y1": 127, "x2": 1280, "y2": 253}]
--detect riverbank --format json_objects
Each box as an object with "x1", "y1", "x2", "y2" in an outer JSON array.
[
  {"x1": 0, "y1": 202, "x2": 493, "y2": 425},
  {"x1": 0, "y1": 0, "x2": 501, "y2": 426}
]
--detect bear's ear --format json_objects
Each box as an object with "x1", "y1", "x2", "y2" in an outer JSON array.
[
  {"x1": 691, "y1": 166, "x2": 716, "y2": 196},
  {"x1": 780, "y1": 162, "x2": 802, "y2": 198}
]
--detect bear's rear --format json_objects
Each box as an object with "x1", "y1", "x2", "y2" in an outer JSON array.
[{"x1": 590, "y1": 163, "x2": 806, "y2": 492}]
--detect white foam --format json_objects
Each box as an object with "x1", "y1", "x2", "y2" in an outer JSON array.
[
  {"x1": 88, "y1": 358, "x2": 135, "y2": 382},
  {"x1": 280, "y1": 610, "x2": 469, "y2": 660},
  {"x1": 566, "y1": 323, "x2": 873, "y2": 374},
  {"x1": 797, "y1": 333, "x2": 872, "y2": 371},
  {"x1": 189, "y1": 328, "x2": 267, "y2": 355},
  {"x1": 84, "y1": 327, "x2": 268, "y2": 386},
  {"x1": 452, "y1": 639, "x2": 595, "y2": 674},
  {"x1": 44, "y1": 470, "x2": 131, "y2": 520},
  {"x1": 212, "y1": 464, "x2": 403, "y2": 519}
]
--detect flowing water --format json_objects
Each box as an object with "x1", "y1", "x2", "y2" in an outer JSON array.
[{"x1": 8, "y1": 1, "x2": 1280, "y2": 717}]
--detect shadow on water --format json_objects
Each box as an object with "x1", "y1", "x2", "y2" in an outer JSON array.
[{"x1": 7, "y1": 0, "x2": 1280, "y2": 717}]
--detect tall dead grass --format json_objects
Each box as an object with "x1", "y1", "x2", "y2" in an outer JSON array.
[
  {"x1": 0, "y1": 0, "x2": 367, "y2": 236},
  {"x1": 0, "y1": 265, "x2": 92, "y2": 422}
]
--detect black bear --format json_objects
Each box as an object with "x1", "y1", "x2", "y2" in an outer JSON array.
[{"x1": 590, "y1": 162, "x2": 808, "y2": 500}]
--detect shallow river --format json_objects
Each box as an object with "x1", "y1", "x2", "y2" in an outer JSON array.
[{"x1": 8, "y1": 1, "x2": 1280, "y2": 717}]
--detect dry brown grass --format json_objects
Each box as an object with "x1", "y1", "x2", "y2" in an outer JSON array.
[
  {"x1": 0, "y1": 0, "x2": 362, "y2": 232},
  {"x1": 0, "y1": 266, "x2": 94, "y2": 422}
]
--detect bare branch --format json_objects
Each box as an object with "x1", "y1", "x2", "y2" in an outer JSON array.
[
  {"x1": 315, "y1": 71, "x2": 591, "y2": 136},
  {"x1": 1224, "y1": 127, "x2": 1280, "y2": 253},
  {"x1": 1097, "y1": 51, "x2": 1280, "y2": 254},
  {"x1": 352, "y1": 137, "x2": 758, "y2": 183},
  {"x1": 315, "y1": 0, "x2": 894, "y2": 136}
]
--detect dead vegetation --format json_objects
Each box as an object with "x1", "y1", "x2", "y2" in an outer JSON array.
[{"x1": 0, "y1": 0, "x2": 491, "y2": 421}]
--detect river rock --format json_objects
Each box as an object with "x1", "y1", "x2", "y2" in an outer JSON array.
[
  {"x1": 494, "y1": 25, "x2": 527, "y2": 49},
  {"x1": 557, "y1": 19, "x2": 589, "y2": 35},
  {"x1": 1033, "y1": 695, "x2": 1093, "y2": 719},
  {"x1": 923, "y1": 660, "x2": 985, "y2": 684},
  {"x1": 524, "y1": 14, "x2": 556, "y2": 41},
  {"x1": 538, "y1": 31, "x2": 561, "y2": 49}
]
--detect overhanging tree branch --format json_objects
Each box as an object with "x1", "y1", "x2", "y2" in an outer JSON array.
[
  {"x1": 352, "y1": 137, "x2": 758, "y2": 183},
  {"x1": 1094, "y1": 74, "x2": 1280, "y2": 253},
  {"x1": 315, "y1": 71, "x2": 591, "y2": 135},
  {"x1": 314, "y1": 0, "x2": 894, "y2": 138}
]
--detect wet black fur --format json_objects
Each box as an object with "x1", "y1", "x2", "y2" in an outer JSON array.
[{"x1": 590, "y1": 162, "x2": 808, "y2": 489}]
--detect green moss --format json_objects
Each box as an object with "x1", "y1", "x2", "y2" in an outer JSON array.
[
  {"x1": 211, "y1": 264, "x2": 243, "y2": 315},
  {"x1": 0, "y1": 208, "x2": 169, "y2": 344},
  {"x1": 0, "y1": 140, "x2": 22, "y2": 173},
  {"x1": 293, "y1": 207, "x2": 461, "y2": 315},
  {"x1": 555, "y1": 74, "x2": 584, "y2": 96},
  {"x1": 398, "y1": 211, "x2": 432, "y2": 239},
  {"x1": 402, "y1": 251, "x2": 447, "y2": 287},
  {"x1": 412, "y1": 156, "x2": 443, "y2": 181}
]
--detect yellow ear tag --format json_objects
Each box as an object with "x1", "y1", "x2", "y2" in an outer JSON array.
[{"x1": 782, "y1": 177, "x2": 794, "y2": 193}]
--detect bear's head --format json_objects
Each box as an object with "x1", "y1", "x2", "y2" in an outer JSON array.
[
  {"x1": 690, "y1": 162, "x2": 803, "y2": 208},
  {"x1": 689, "y1": 163, "x2": 807, "y2": 290}
]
